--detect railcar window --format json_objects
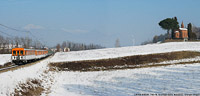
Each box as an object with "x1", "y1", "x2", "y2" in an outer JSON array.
[
  {"x1": 20, "y1": 51, "x2": 23, "y2": 55},
  {"x1": 13, "y1": 51, "x2": 16, "y2": 55},
  {"x1": 17, "y1": 51, "x2": 19, "y2": 55}
]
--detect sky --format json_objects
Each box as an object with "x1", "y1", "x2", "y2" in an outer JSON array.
[{"x1": 0, "y1": 0, "x2": 200, "y2": 48}]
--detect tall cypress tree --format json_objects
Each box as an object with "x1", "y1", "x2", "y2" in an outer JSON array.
[{"x1": 187, "y1": 23, "x2": 192, "y2": 40}]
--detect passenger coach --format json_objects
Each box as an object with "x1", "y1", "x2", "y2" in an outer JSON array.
[{"x1": 11, "y1": 48, "x2": 48, "y2": 64}]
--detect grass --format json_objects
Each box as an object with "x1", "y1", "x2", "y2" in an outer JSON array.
[
  {"x1": 0, "y1": 62, "x2": 13, "y2": 69},
  {"x1": 13, "y1": 79, "x2": 44, "y2": 96},
  {"x1": 50, "y1": 51, "x2": 200, "y2": 71}
]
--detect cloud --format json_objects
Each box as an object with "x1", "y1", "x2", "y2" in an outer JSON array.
[
  {"x1": 23, "y1": 24, "x2": 44, "y2": 30},
  {"x1": 61, "y1": 28, "x2": 89, "y2": 33}
]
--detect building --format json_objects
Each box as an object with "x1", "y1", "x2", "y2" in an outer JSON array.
[
  {"x1": 63, "y1": 47, "x2": 70, "y2": 52},
  {"x1": 0, "y1": 44, "x2": 22, "y2": 50},
  {"x1": 174, "y1": 22, "x2": 188, "y2": 40}
]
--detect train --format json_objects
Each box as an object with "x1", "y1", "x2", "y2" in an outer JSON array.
[{"x1": 11, "y1": 48, "x2": 50, "y2": 65}]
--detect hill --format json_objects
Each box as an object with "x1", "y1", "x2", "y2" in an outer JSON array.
[{"x1": 51, "y1": 42, "x2": 200, "y2": 63}]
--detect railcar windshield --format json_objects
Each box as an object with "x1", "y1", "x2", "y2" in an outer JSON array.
[
  {"x1": 17, "y1": 51, "x2": 19, "y2": 55},
  {"x1": 13, "y1": 51, "x2": 16, "y2": 55}
]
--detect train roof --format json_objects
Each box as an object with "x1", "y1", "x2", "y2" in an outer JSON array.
[
  {"x1": 12, "y1": 48, "x2": 47, "y2": 51},
  {"x1": 35, "y1": 49, "x2": 47, "y2": 51}
]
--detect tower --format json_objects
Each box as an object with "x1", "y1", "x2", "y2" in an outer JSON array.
[{"x1": 181, "y1": 21, "x2": 184, "y2": 28}]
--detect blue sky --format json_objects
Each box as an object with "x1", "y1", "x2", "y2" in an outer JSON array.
[{"x1": 0, "y1": 0, "x2": 200, "y2": 47}]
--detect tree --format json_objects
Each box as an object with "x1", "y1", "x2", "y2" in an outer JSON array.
[
  {"x1": 190, "y1": 32, "x2": 197, "y2": 40},
  {"x1": 159, "y1": 17, "x2": 179, "y2": 39},
  {"x1": 56, "y1": 43, "x2": 61, "y2": 52},
  {"x1": 61, "y1": 41, "x2": 67, "y2": 49},
  {"x1": 153, "y1": 35, "x2": 158, "y2": 43},
  {"x1": 21, "y1": 37, "x2": 26, "y2": 48},
  {"x1": 115, "y1": 38, "x2": 120, "y2": 47},
  {"x1": 187, "y1": 23, "x2": 197, "y2": 40},
  {"x1": 188, "y1": 23, "x2": 192, "y2": 40},
  {"x1": 14, "y1": 37, "x2": 20, "y2": 48},
  {"x1": 0, "y1": 35, "x2": 4, "y2": 49},
  {"x1": 192, "y1": 25, "x2": 200, "y2": 39},
  {"x1": 152, "y1": 33, "x2": 168, "y2": 43},
  {"x1": 25, "y1": 37, "x2": 32, "y2": 48}
]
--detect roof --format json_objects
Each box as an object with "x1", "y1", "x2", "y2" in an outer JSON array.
[
  {"x1": 12, "y1": 48, "x2": 36, "y2": 51},
  {"x1": 179, "y1": 28, "x2": 187, "y2": 30},
  {"x1": 12, "y1": 48, "x2": 47, "y2": 51},
  {"x1": 175, "y1": 31, "x2": 179, "y2": 33},
  {"x1": 12, "y1": 48, "x2": 25, "y2": 51},
  {"x1": 36, "y1": 49, "x2": 47, "y2": 51}
]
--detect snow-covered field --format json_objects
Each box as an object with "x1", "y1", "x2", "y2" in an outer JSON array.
[
  {"x1": 49, "y1": 63, "x2": 200, "y2": 95},
  {"x1": 48, "y1": 42, "x2": 200, "y2": 95},
  {"x1": 0, "y1": 56, "x2": 54, "y2": 95},
  {"x1": 0, "y1": 54, "x2": 11, "y2": 65},
  {"x1": 1, "y1": 42, "x2": 200, "y2": 95},
  {"x1": 51, "y1": 42, "x2": 200, "y2": 63}
]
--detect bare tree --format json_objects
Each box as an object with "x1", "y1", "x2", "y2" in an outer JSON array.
[
  {"x1": 56, "y1": 43, "x2": 61, "y2": 52},
  {"x1": 25, "y1": 37, "x2": 32, "y2": 48},
  {"x1": 36, "y1": 40, "x2": 42, "y2": 49},
  {"x1": 14, "y1": 37, "x2": 20, "y2": 48},
  {"x1": 0, "y1": 35, "x2": 4, "y2": 49},
  {"x1": 20, "y1": 37, "x2": 26, "y2": 48},
  {"x1": 11, "y1": 39, "x2": 14, "y2": 49},
  {"x1": 115, "y1": 38, "x2": 120, "y2": 47},
  {"x1": 5, "y1": 37, "x2": 10, "y2": 53},
  {"x1": 58, "y1": 41, "x2": 104, "y2": 51},
  {"x1": 193, "y1": 25, "x2": 200, "y2": 39},
  {"x1": 62, "y1": 41, "x2": 67, "y2": 49}
]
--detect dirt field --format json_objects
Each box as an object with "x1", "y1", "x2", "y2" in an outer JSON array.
[{"x1": 50, "y1": 51, "x2": 200, "y2": 71}]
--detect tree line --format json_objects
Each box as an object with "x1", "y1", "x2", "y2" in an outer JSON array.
[
  {"x1": 0, "y1": 34, "x2": 44, "y2": 54},
  {"x1": 56, "y1": 41, "x2": 105, "y2": 51}
]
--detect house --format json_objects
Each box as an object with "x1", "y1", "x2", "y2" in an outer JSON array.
[
  {"x1": 0, "y1": 44, "x2": 22, "y2": 50},
  {"x1": 174, "y1": 22, "x2": 188, "y2": 40},
  {"x1": 63, "y1": 47, "x2": 70, "y2": 52}
]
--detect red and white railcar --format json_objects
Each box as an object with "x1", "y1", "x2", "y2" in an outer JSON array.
[{"x1": 11, "y1": 48, "x2": 48, "y2": 64}]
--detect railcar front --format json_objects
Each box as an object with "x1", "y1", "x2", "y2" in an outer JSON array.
[{"x1": 11, "y1": 48, "x2": 36, "y2": 64}]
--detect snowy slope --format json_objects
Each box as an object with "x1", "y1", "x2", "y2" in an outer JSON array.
[
  {"x1": 0, "y1": 54, "x2": 11, "y2": 65},
  {"x1": 49, "y1": 63, "x2": 200, "y2": 95},
  {"x1": 48, "y1": 42, "x2": 200, "y2": 95},
  {"x1": 1, "y1": 42, "x2": 200, "y2": 95},
  {"x1": 0, "y1": 57, "x2": 52, "y2": 95},
  {"x1": 51, "y1": 42, "x2": 200, "y2": 63}
]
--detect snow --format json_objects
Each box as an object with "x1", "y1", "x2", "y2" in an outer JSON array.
[
  {"x1": 0, "y1": 56, "x2": 52, "y2": 95},
  {"x1": 51, "y1": 42, "x2": 200, "y2": 63},
  {"x1": 179, "y1": 28, "x2": 188, "y2": 30},
  {"x1": 0, "y1": 54, "x2": 11, "y2": 65},
  {"x1": 48, "y1": 42, "x2": 200, "y2": 95},
  {"x1": 49, "y1": 63, "x2": 200, "y2": 95},
  {"x1": 1, "y1": 42, "x2": 200, "y2": 95},
  {"x1": 148, "y1": 56, "x2": 200, "y2": 65}
]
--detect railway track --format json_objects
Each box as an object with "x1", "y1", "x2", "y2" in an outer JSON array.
[
  {"x1": 0, "y1": 55, "x2": 52, "y2": 73},
  {"x1": 0, "y1": 64, "x2": 18, "y2": 71}
]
